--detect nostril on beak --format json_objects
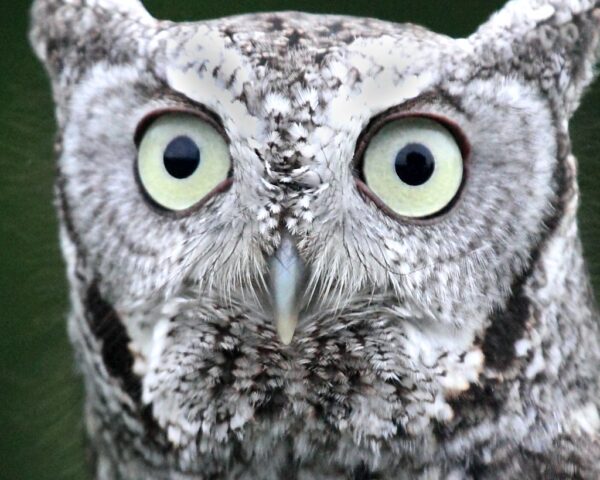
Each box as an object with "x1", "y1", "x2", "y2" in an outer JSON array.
[{"x1": 267, "y1": 233, "x2": 306, "y2": 345}]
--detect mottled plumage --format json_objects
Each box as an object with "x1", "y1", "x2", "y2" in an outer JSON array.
[{"x1": 30, "y1": 0, "x2": 600, "y2": 478}]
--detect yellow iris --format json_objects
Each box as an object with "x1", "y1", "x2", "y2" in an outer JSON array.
[
  {"x1": 362, "y1": 117, "x2": 463, "y2": 219},
  {"x1": 137, "y1": 113, "x2": 230, "y2": 211}
]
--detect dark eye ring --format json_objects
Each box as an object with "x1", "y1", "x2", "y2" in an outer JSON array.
[
  {"x1": 135, "y1": 111, "x2": 232, "y2": 213},
  {"x1": 354, "y1": 111, "x2": 470, "y2": 222}
]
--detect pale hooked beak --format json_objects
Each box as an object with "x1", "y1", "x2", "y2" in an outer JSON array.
[{"x1": 268, "y1": 234, "x2": 306, "y2": 345}]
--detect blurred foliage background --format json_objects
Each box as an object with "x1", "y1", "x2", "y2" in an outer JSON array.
[{"x1": 0, "y1": 1, "x2": 598, "y2": 479}]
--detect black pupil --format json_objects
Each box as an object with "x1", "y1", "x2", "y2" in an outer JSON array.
[
  {"x1": 394, "y1": 143, "x2": 435, "y2": 186},
  {"x1": 163, "y1": 136, "x2": 200, "y2": 179}
]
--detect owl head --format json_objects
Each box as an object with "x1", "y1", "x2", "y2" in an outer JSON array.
[{"x1": 30, "y1": 0, "x2": 600, "y2": 476}]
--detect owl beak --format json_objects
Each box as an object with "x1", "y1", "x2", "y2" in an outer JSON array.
[{"x1": 268, "y1": 234, "x2": 306, "y2": 345}]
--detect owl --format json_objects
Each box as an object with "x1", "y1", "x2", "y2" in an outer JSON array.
[{"x1": 30, "y1": 0, "x2": 600, "y2": 478}]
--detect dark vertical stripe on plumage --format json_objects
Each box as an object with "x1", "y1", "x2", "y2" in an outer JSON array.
[
  {"x1": 481, "y1": 272, "x2": 530, "y2": 370},
  {"x1": 353, "y1": 463, "x2": 373, "y2": 480},
  {"x1": 83, "y1": 282, "x2": 165, "y2": 443},
  {"x1": 480, "y1": 131, "x2": 569, "y2": 371},
  {"x1": 84, "y1": 282, "x2": 142, "y2": 403}
]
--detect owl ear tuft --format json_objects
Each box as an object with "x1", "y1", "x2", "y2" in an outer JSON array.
[
  {"x1": 30, "y1": 0, "x2": 155, "y2": 86},
  {"x1": 471, "y1": 0, "x2": 600, "y2": 118}
]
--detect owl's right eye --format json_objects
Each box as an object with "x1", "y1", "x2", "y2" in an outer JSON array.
[{"x1": 136, "y1": 113, "x2": 231, "y2": 211}]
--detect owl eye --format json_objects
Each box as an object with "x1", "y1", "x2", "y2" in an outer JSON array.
[
  {"x1": 136, "y1": 113, "x2": 231, "y2": 211},
  {"x1": 359, "y1": 117, "x2": 465, "y2": 219}
]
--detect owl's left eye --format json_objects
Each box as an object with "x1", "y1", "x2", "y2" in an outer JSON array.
[
  {"x1": 358, "y1": 116, "x2": 466, "y2": 220},
  {"x1": 136, "y1": 113, "x2": 231, "y2": 211}
]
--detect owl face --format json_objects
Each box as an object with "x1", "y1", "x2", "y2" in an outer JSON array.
[
  {"x1": 31, "y1": 0, "x2": 600, "y2": 475},
  {"x1": 54, "y1": 12, "x2": 557, "y2": 323}
]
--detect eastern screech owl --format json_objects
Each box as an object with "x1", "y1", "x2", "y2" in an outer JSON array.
[{"x1": 30, "y1": 0, "x2": 600, "y2": 478}]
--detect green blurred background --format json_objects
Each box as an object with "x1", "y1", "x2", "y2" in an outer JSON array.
[{"x1": 0, "y1": 1, "x2": 598, "y2": 479}]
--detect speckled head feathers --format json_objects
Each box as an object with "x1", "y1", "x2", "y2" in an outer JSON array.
[{"x1": 30, "y1": 1, "x2": 600, "y2": 478}]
